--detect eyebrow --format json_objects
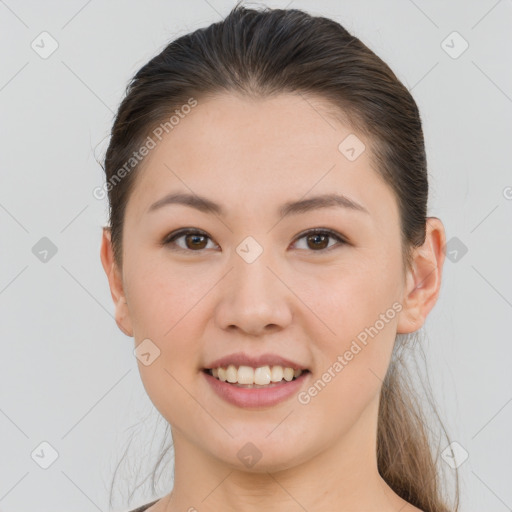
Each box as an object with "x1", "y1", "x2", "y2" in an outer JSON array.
[{"x1": 147, "y1": 191, "x2": 369, "y2": 217}]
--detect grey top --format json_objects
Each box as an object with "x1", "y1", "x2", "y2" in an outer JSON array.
[{"x1": 128, "y1": 499, "x2": 159, "y2": 512}]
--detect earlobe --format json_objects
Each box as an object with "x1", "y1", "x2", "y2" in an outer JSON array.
[
  {"x1": 100, "y1": 227, "x2": 134, "y2": 337},
  {"x1": 396, "y1": 217, "x2": 446, "y2": 334}
]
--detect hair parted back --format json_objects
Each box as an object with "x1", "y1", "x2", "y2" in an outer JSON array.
[{"x1": 102, "y1": 3, "x2": 459, "y2": 511}]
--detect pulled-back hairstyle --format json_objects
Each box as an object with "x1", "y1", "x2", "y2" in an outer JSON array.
[{"x1": 102, "y1": 3, "x2": 459, "y2": 511}]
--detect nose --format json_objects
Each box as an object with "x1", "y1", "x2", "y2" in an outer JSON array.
[{"x1": 213, "y1": 248, "x2": 293, "y2": 336}]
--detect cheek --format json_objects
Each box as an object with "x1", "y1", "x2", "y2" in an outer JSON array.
[
  {"x1": 124, "y1": 260, "x2": 209, "y2": 415},
  {"x1": 298, "y1": 259, "x2": 398, "y2": 344},
  {"x1": 325, "y1": 282, "x2": 399, "y2": 385},
  {"x1": 296, "y1": 260, "x2": 399, "y2": 412},
  {"x1": 138, "y1": 358, "x2": 204, "y2": 433},
  {"x1": 124, "y1": 256, "x2": 211, "y2": 340}
]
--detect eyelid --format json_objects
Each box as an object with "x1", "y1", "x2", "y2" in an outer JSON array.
[{"x1": 162, "y1": 227, "x2": 348, "y2": 253}]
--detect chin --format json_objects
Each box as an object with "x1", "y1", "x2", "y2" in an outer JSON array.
[{"x1": 209, "y1": 437, "x2": 312, "y2": 474}]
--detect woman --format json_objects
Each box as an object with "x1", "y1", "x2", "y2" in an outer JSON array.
[{"x1": 100, "y1": 3, "x2": 459, "y2": 511}]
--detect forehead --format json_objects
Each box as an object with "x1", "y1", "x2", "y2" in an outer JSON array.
[
  {"x1": 126, "y1": 92, "x2": 398, "y2": 226},
  {"x1": 166, "y1": 92, "x2": 354, "y2": 164}
]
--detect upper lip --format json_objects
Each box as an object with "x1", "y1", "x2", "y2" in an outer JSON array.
[{"x1": 204, "y1": 352, "x2": 309, "y2": 370}]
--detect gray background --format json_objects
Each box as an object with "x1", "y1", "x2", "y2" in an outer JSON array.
[{"x1": 1, "y1": 0, "x2": 511, "y2": 511}]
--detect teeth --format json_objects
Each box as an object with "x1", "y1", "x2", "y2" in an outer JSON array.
[
  {"x1": 271, "y1": 365, "x2": 283, "y2": 382},
  {"x1": 208, "y1": 364, "x2": 305, "y2": 385}
]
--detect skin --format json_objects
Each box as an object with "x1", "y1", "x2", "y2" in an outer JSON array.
[{"x1": 100, "y1": 92, "x2": 445, "y2": 512}]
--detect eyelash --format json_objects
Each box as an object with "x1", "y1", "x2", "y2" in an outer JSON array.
[{"x1": 162, "y1": 227, "x2": 348, "y2": 254}]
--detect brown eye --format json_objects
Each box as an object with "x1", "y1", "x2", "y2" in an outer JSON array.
[
  {"x1": 163, "y1": 227, "x2": 347, "y2": 254},
  {"x1": 306, "y1": 233, "x2": 329, "y2": 250},
  {"x1": 163, "y1": 229, "x2": 216, "y2": 252},
  {"x1": 184, "y1": 233, "x2": 208, "y2": 250},
  {"x1": 292, "y1": 229, "x2": 347, "y2": 252}
]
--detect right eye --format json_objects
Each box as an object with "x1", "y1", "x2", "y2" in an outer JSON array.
[{"x1": 162, "y1": 228, "x2": 218, "y2": 252}]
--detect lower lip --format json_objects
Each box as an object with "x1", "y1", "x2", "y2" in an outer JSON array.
[{"x1": 202, "y1": 370, "x2": 310, "y2": 408}]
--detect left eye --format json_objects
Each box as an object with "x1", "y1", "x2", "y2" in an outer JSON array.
[
  {"x1": 162, "y1": 228, "x2": 347, "y2": 253},
  {"x1": 293, "y1": 228, "x2": 347, "y2": 251}
]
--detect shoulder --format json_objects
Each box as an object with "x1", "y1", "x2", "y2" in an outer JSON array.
[{"x1": 127, "y1": 499, "x2": 160, "y2": 512}]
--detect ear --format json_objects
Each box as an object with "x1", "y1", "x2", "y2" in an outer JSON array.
[
  {"x1": 397, "y1": 217, "x2": 446, "y2": 334},
  {"x1": 100, "y1": 227, "x2": 134, "y2": 337}
]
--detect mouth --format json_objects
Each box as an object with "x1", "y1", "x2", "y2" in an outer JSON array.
[
  {"x1": 201, "y1": 366, "x2": 311, "y2": 388},
  {"x1": 201, "y1": 365, "x2": 312, "y2": 408}
]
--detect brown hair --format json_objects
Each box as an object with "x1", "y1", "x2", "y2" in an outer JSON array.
[{"x1": 102, "y1": 3, "x2": 459, "y2": 510}]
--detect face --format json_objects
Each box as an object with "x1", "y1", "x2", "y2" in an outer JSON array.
[{"x1": 101, "y1": 92, "x2": 440, "y2": 474}]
